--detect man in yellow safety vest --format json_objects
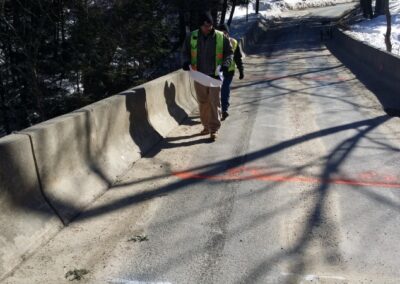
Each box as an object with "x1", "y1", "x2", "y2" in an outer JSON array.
[
  {"x1": 182, "y1": 12, "x2": 233, "y2": 141},
  {"x1": 218, "y1": 23, "x2": 245, "y2": 121}
]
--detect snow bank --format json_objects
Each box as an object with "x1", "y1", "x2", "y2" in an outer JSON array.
[
  {"x1": 233, "y1": 0, "x2": 356, "y2": 19},
  {"x1": 283, "y1": 0, "x2": 354, "y2": 10},
  {"x1": 346, "y1": 1, "x2": 400, "y2": 56}
]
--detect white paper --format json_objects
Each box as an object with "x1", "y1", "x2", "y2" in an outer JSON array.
[{"x1": 189, "y1": 66, "x2": 222, "y2": 87}]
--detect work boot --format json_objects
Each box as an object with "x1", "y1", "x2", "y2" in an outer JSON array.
[
  {"x1": 221, "y1": 111, "x2": 229, "y2": 121},
  {"x1": 200, "y1": 128, "x2": 209, "y2": 135},
  {"x1": 210, "y1": 132, "x2": 217, "y2": 141}
]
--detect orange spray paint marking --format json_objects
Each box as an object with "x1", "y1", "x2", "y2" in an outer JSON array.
[
  {"x1": 247, "y1": 75, "x2": 349, "y2": 83},
  {"x1": 172, "y1": 167, "x2": 400, "y2": 189}
]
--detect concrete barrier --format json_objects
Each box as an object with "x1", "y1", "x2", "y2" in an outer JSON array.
[
  {"x1": 85, "y1": 71, "x2": 197, "y2": 188},
  {"x1": 20, "y1": 110, "x2": 110, "y2": 224},
  {"x1": 0, "y1": 71, "x2": 196, "y2": 279},
  {"x1": 143, "y1": 70, "x2": 197, "y2": 136},
  {"x1": 0, "y1": 134, "x2": 63, "y2": 280},
  {"x1": 80, "y1": 94, "x2": 151, "y2": 188},
  {"x1": 327, "y1": 28, "x2": 400, "y2": 109},
  {"x1": 232, "y1": 16, "x2": 270, "y2": 55},
  {"x1": 17, "y1": 71, "x2": 196, "y2": 225}
]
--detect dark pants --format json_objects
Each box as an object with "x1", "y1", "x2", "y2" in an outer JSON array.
[{"x1": 221, "y1": 74, "x2": 234, "y2": 113}]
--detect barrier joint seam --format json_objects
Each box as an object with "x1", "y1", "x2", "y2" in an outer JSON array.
[{"x1": 14, "y1": 131, "x2": 67, "y2": 226}]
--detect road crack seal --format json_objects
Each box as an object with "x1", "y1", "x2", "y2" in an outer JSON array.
[
  {"x1": 128, "y1": 235, "x2": 149, "y2": 243},
  {"x1": 65, "y1": 269, "x2": 89, "y2": 281}
]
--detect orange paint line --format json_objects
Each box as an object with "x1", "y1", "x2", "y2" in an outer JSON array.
[
  {"x1": 172, "y1": 170, "x2": 400, "y2": 189},
  {"x1": 248, "y1": 75, "x2": 348, "y2": 83}
]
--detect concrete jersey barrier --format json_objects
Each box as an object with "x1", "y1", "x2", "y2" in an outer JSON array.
[
  {"x1": 327, "y1": 28, "x2": 400, "y2": 109},
  {"x1": 0, "y1": 71, "x2": 197, "y2": 280},
  {"x1": 19, "y1": 110, "x2": 111, "y2": 225},
  {"x1": 18, "y1": 71, "x2": 197, "y2": 225},
  {"x1": 0, "y1": 134, "x2": 63, "y2": 280},
  {"x1": 231, "y1": 15, "x2": 269, "y2": 55}
]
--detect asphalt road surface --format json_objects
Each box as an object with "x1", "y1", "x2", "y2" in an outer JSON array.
[{"x1": 4, "y1": 3, "x2": 400, "y2": 284}]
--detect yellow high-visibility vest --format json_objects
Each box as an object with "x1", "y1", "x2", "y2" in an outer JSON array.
[
  {"x1": 190, "y1": 29, "x2": 224, "y2": 76},
  {"x1": 228, "y1": 38, "x2": 238, "y2": 72}
]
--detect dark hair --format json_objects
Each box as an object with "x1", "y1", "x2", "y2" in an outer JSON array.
[{"x1": 199, "y1": 12, "x2": 214, "y2": 26}]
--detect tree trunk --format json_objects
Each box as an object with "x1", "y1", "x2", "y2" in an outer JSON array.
[
  {"x1": 360, "y1": 0, "x2": 373, "y2": 19},
  {"x1": 220, "y1": 0, "x2": 228, "y2": 26},
  {"x1": 246, "y1": 0, "x2": 249, "y2": 22},
  {"x1": 178, "y1": 8, "x2": 186, "y2": 45},
  {"x1": 384, "y1": 0, "x2": 392, "y2": 52},
  {"x1": 255, "y1": 0, "x2": 260, "y2": 14},
  {"x1": 374, "y1": 0, "x2": 384, "y2": 16},
  {"x1": 0, "y1": 73, "x2": 11, "y2": 134},
  {"x1": 60, "y1": 0, "x2": 65, "y2": 43},
  {"x1": 227, "y1": 0, "x2": 236, "y2": 26},
  {"x1": 77, "y1": 70, "x2": 81, "y2": 94},
  {"x1": 0, "y1": 6, "x2": 11, "y2": 133}
]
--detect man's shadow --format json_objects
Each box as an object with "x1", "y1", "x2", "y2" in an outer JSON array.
[
  {"x1": 124, "y1": 83, "x2": 208, "y2": 158},
  {"x1": 164, "y1": 81, "x2": 201, "y2": 126}
]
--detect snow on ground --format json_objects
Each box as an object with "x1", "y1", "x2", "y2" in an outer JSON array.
[
  {"x1": 233, "y1": 0, "x2": 356, "y2": 19},
  {"x1": 232, "y1": 0, "x2": 400, "y2": 56},
  {"x1": 281, "y1": 0, "x2": 354, "y2": 10},
  {"x1": 346, "y1": 1, "x2": 400, "y2": 56}
]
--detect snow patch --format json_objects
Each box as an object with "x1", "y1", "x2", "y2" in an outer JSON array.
[
  {"x1": 233, "y1": 0, "x2": 356, "y2": 19},
  {"x1": 346, "y1": 1, "x2": 400, "y2": 55}
]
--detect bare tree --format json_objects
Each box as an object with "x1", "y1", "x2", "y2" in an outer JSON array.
[
  {"x1": 220, "y1": 0, "x2": 228, "y2": 25},
  {"x1": 384, "y1": 0, "x2": 392, "y2": 52},
  {"x1": 360, "y1": 0, "x2": 373, "y2": 19},
  {"x1": 255, "y1": 0, "x2": 259, "y2": 14},
  {"x1": 374, "y1": 0, "x2": 384, "y2": 16},
  {"x1": 227, "y1": 0, "x2": 236, "y2": 26},
  {"x1": 1, "y1": 0, "x2": 176, "y2": 133}
]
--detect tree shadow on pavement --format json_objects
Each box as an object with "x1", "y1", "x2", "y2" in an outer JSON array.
[{"x1": 77, "y1": 114, "x2": 392, "y2": 219}]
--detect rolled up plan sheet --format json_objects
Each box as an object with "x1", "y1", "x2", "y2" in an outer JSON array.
[{"x1": 189, "y1": 66, "x2": 223, "y2": 87}]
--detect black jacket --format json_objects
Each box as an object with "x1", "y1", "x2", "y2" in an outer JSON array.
[{"x1": 229, "y1": 40, "x2": 244, "y2": 76}]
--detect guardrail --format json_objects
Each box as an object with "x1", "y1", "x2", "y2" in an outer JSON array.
[{"x1": 327, "y1": 28, "x2": 400, "y2": 111}]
